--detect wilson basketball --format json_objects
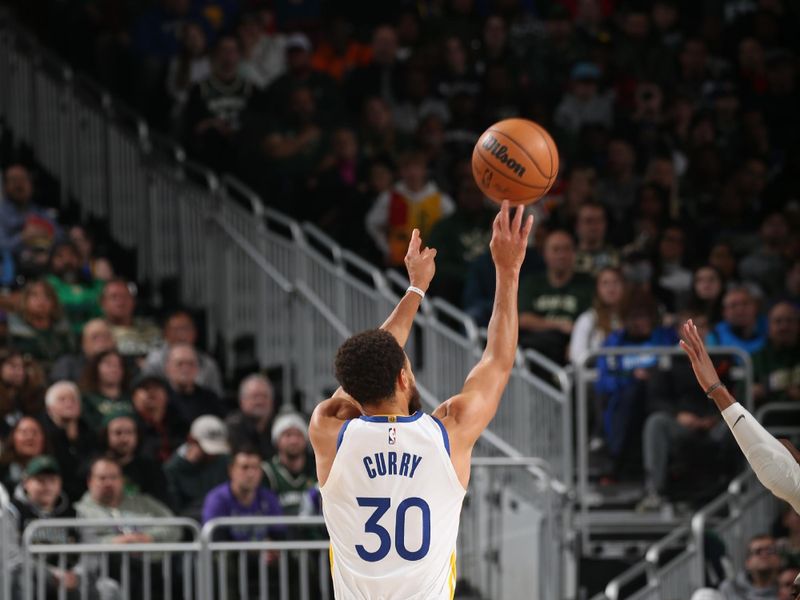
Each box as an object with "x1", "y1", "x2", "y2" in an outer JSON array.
[{"x1": 472, "y1": 118, "x2": 559, "y2": 205}]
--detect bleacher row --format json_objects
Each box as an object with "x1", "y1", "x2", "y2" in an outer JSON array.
[{"x1": 0, "y1": 13, "x2": 798, "y2": 600}]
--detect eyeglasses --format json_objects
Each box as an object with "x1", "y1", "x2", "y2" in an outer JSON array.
[{"x1": 749, "y1": 546, "x2": 777, "y2": 556}]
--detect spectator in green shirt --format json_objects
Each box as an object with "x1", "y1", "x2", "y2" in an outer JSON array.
[
  {"x1": 8, "y1": 280, "x2": 74, "y2": 373},
  {"x1": 45, "y1": 241, "x2": 103, "y2": 334},
  {"x1": 519, "y1": 229, "x2": 593, "y2": 363},
  {"x1": 78, "y1": 349, "x2": 132, "y2": 432},
  {"x1": 262, "y1": 412, "x2": 316, "y2": 517},
  {"x1": 427, "y1": 173, "x2": 494, "y2": 306},
  {"x1": 753, "y1": 301, "x2": 800, "y2": 406}
]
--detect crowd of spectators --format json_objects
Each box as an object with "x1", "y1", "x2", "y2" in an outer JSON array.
[
  {"x1": 2, "y1": 0, "x2": 800, "y2": 596},
  {"x1": 0, "y1": 165, "x2": 317, "y2": 596}
]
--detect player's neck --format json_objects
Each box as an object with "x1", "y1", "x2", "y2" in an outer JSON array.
[{"x1": 362, "y1": 398, "x2": 411, "y2": 417}]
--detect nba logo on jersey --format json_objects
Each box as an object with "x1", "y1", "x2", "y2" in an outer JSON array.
[{"x1": 388, "y1": 427, "x2": 396, "y2": 445}]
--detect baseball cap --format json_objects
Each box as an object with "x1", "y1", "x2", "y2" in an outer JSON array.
[
  {"x1": 131, "y1": 373, "x2": 169, "y2": 394},
  {"x1": 190, "y1": 415, "x2": 230, "y2": 455},
  {"x1": 271, "y1": 412, "x2": 308, "y2": 444},
  {"x1": 286, "y1": 33, "x2": 312, "y2": 53},
  {"x1": 24, "y1": 455, "x2": 61, "y2": 478}
]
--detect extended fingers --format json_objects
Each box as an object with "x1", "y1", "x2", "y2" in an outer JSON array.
[
  {"x1": 521, "y1": 214, "x2": 534, "y2": 240},
  {"x1": 512, "y1": 204, "x2": 524, "y2": 233},
  {"x1": 408, "y1": 229, "x2": 421, "y2": 253}
]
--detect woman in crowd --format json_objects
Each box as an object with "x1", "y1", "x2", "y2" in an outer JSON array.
[
  {"x1": 8, "y1": 280, "x2": 74, "y2": 372},
  {"x1": 0, "y1": 416, "x2": 50, "y2": 492},
  {"x1": 570, "y1": 267, "x2": 626, "y2": 364},
  {"x1": 686, "y1": 265, "x2": 725, "y2": 325},
  {"x1": 78, "y1": 349, "x2": 132, "y2": 432},
  {"x1": 0, "y1": 348, "x2": 45, "y2": 440}
]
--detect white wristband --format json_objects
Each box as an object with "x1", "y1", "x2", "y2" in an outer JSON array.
[{"x1": 406, "y1": 286, "x2": 425, "y2": 300}]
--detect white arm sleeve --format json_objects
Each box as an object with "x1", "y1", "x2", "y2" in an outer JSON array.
[{"x1": 722, "y1": 402, "x2": 800, "y2": 514}]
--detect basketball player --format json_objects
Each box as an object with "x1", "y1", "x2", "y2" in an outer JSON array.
[
  {"x1": 680, "y1": 319, "x2": 800, "y2": 515},
  {"x1": 309, "y1": 201, "x2": 533, "y2": 599}
]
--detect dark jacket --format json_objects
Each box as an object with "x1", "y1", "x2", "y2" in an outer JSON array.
[
  {"x1": 40, "y1": 413, "x2": 97, "y2": 502},
  {"x1": 225, "y1": 411, "x2": 274, "y2": 459},
  {"x1": 120, "y1": 454, "x2": 171, "y2": 507},
  {"x1": 646, "y1": 356, "x2": 721, "y2": 418}
]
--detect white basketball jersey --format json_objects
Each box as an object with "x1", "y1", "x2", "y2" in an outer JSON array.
[{"x1": 321, "y1": 411, "x2": 466, "y2": 600}]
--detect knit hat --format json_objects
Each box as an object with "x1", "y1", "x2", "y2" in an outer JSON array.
[{"x1": 271, "y1": 412, "x2": 308, "y2": 444}]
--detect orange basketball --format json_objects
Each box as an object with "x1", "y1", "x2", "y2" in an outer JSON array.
[{"x1": 472, "y1": 118, "x2": 559, "y2": 205}]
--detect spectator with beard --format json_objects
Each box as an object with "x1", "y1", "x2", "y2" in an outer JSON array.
[
  {"x1": 130, "y1": 374, "x2": 184, "y2": 463},
  {"x1": 100, "y1": 407, "x2": 169, "y2": 506},
  {"x1": 262, "y1": 412, "x2": 316, "y2": 516},
  {"x1": 40, "y1": 381, "x2": 95, "y2": 501},
  {"x1": 45, "y1": 241, "x2": 103, "y2": 334},
  {"x1": 183, "y1": 35, "x2": 256, "y2": 171},
  {"x1": 164, "y1": 343, "x2": 223, "y2": 427},
  {"x1": 79, "y1": 349, "x2": 132, "y2": 432},
  {"x1": 100, "y1": 278, "x2": 161, "y2": 362},
  {"x1": 0, "y1": 164, "x2": 59, "y2": 276},
  {"x1": 266, "y1": 33, "x2": 342, "y2": 119},
  {"x1": 50, "y1": 318, "x2": 117, "y2": 384},
  {"x1": 9, "y1": 280, "x2": 74, "y2": 372},
  {"x1": 0, "y1": 348, "x2": 45, "y2": 440},
  {"x1": 143, "y1": 310, "x2": 222, "y2": 397},
  {"x1": 226, "y1": 374, "x2": 276, "y2": 458},
  {"x1": 8, "y1": 456, "x2": 81, "y2": 599},
  {"x1": 164, "y1": 415, "x2": 230, "y2": 519}
]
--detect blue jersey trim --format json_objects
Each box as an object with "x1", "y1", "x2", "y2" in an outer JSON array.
[
  {"x1": 359, "y1": 410, "x2": 424, "y2": 423},
  {"x1": 336, "y1": 419, "x2": 352, "y2": 451},
  {"x1": 430, "y1": 415, "x2": 451, "y2": 456}
]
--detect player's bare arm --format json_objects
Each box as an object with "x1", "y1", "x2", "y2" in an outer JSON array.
[
  {"x1": 433, "y1": 201, "x2": 533, "y2": 487},
  {"x1": 310, "y1": 228, "x2": 437, "y2": 485}
]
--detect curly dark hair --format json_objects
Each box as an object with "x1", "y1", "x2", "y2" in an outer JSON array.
[{"x1": 334, "y1": 329, "x2": 405, "y2": 405}]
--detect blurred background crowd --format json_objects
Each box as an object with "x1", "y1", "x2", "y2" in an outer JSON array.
[{"x1": 1, "y1": 0, "x2": 800, "y2": 596}]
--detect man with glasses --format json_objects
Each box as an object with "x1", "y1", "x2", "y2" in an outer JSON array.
[{"x1": 719, "y1": 534, "x2": 780, "y2": 599}]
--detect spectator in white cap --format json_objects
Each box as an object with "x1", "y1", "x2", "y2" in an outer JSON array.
[
  {"x1": 163, "y1": 414, "x2": 230, "y2": 520},
  {"x1": 262, "y1": 411, "x2": 316, "y2": 516}
]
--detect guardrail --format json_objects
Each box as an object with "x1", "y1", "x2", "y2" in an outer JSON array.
[
  {"x1": 574, "y1": 345, "x2": 754, "y2": 547},
  {"x1": 588, "y1": 471, "x2": 777, "y2": 600},
  {"x1": 0, "y1": 483, "x2": 16, "y2": 600},
  {"x1": 755, "y1": 401, "x2": 800, "y2": 439},
  {"x1": 21, "y1": 517, "x2": 201, "y2": 600}
]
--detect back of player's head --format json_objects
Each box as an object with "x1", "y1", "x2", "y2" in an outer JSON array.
[{"x1": 334, "y1": 329, "x2": 406, "y2": 405}]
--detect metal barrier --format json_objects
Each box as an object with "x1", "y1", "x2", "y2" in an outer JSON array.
[
  {"x1": 21, "y1": 517, "x2": 201, "y2": 600},
  {"x1": 755, "y1": 401, "x2": 800, "y2": 439},
  {"x1": 0, "y1": 483, "x2": 17, "y2": 600},
  {"x1": 574, "y1": 346, "x2": 754, "y2": 548},
  {"x1": 200, "y1": 516, "x2": 329, "y2": 600},
  {"x1": 589, "y1": 470, "x2": 777, "y2": 600}
]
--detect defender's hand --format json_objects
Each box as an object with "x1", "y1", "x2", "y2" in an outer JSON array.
[
  {"x1": 679, "y1": 319, "x2": 719, "y2": 393},
  {"x1": 405, "y1": 229, "x2": 436, "y2": 292},
  {"x1": 490, "y1": 201, "x2": 533, "y2": 275}
]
